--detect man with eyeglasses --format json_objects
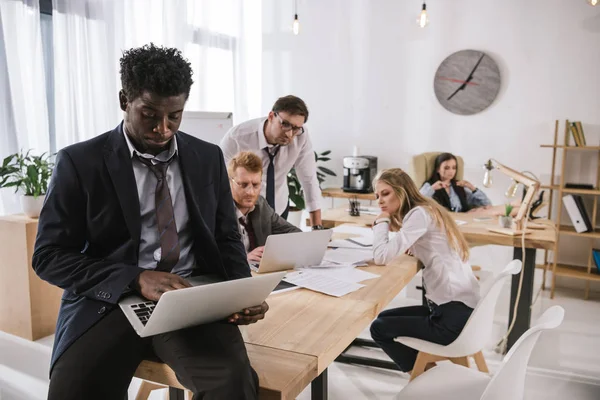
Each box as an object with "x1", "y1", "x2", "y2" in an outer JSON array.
[
  {"x1": 228, "y1": 151, "x2": 301, "y2": 264},
  {"x1": 220, "y1": 95, "x2": 324, "y2": 229}
]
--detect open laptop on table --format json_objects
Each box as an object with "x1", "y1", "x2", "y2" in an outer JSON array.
[
  {"x1": 119, "y1": 271, "x2": 285, "y2": 337},
  {"x1": 250, "y1": 229, "x2": 333, "y2": 274}
]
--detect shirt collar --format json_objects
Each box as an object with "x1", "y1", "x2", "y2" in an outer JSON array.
[
  {"x1": 234, "y1": 202, "x2": 256, "y2": 220},
  {"x1": 122, "y1": 122, "x2": 178, "y2": 163},
  {"x1": 257, "y1": 117, "x2": 276, "y2": 150}
]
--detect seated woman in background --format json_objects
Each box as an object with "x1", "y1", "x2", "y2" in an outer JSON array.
[
  {"x1": 420, "y1": 152, "x2": 492, "y2": 213},
  {"x1": 370, "y1": 168, "x2": 480, "y2": 373}
]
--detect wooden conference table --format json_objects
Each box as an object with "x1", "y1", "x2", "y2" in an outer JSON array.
[
  {"x1": 143, "y1": 251, "x2": 419, "y2": 400},
  {"x1": 315, "y1": 207, "x2": 557, "y2": 351}
]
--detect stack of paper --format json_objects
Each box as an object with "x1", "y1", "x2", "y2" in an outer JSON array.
[
  {"x1": 322, "y1": 248, "x2": 372, "y2": 266},
  {"x1": 283, "y1": 270, "x2": 372, "y2": 297}
]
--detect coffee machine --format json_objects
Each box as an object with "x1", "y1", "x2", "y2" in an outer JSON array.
[{"x1": 342, "y1": 156, "x2": 378, "y2": 193}]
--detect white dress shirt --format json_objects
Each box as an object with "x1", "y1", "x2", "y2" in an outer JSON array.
[
  {"x1": 373, "y1": 206, "x2": 480, "y2": 309},
  {"x1": 122, "y1": 126, "x2": 196, "y2": 277},
  {"x1": 220, "y1": 117, "x2": 322, "y2": 214}
]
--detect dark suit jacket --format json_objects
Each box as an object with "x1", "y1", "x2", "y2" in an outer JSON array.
[
  {"x1": 248, "y1": 196, "x2": 301, "y2": 246},
  {"x1": 32, "y1": 124, "x2": 249, "y2": 371}
]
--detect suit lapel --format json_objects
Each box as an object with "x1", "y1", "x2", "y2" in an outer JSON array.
[
  {"x1": 103, "y1": 126, "x2": 141, "y2": 246},
  {"x1": 176, "y1": 133, "x2": 213, "y2": 239},
  {"x1": 249, "y1": 205, "x2": 265, "y2": 246}
]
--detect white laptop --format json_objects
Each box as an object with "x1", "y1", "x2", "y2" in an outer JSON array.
[
  {"x1": 251, "y1": 230, "x2": 333, "y2": 274},
  {"x1": 119, "y1": 271, "x2": 285, "y2": 337}
]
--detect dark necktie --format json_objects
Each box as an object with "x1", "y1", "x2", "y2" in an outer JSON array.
[
  {"x1": 136, "y1": 155, "x2": 180, "y2": 272},
  {"x1": 238, "y1": 216, "x2": 257, "y2": 251},
  {"x1": 264, "y1": 146, "x2": 280, "y2": 210}
]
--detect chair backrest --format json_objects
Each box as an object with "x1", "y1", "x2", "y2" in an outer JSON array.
[
  {"x1": 444, "y1": 260, "x2": 522, "y2": 356},
  {"x1": 409, "y1": 152, "x2": 465, "y2": 189},
  {"x1": 0, "y1": 331, "x2": 51, "y2": 381},
  {"x1": 481, "y1": 306, "x2": 565, "y2": 400}
]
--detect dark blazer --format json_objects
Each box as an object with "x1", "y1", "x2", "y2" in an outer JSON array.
[
  {"x1": 248, "y1": 196, "x2": 301, "y2": 246},
  {"x1": 32, "y1": 124, "x2": 249, "y2": 371},
  {"x1": 426, "y1": 175, "x2": 470, "y2": 212}
]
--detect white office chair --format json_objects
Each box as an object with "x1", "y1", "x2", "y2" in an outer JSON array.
[
  {"x1": 397, "y1": 305, "x2": 565, "y2": 400},
  {"x1": 0, "y1": 331, "x2": 51, "y2": 400},
  {"x1": 395, "y1": 259, "x2": 522, "y2": 381}
]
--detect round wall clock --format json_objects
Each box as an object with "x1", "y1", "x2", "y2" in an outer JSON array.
[{"x1": 433, "y1": 50, "x2": 501, "y2": 116}]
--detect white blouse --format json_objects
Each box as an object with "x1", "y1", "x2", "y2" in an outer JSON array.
[{"x1": 373, "y1": 206, "x2": 480, "y2": 309}]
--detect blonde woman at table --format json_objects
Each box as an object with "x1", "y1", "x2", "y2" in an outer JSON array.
[{"x1": 369, "y1": 168, "x2": 480, "y2": 373}]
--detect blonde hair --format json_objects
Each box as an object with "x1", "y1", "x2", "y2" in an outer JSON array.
[
  {"x1": 374, "y1": 168, "x2": 470, "y2": 262},
  {"x1": 227, "y1": 151, "x2": 263, "y2": 177}
]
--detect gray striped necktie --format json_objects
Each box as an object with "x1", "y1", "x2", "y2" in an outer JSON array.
[{"x1": 136, "y1": 155, "x2": 180, "y2": 272}]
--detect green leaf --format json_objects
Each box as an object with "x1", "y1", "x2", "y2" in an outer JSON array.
[
  {"x1": 317, "y1": 166, "x2": 336, "y2": 176},
  {"x1": 317, "y1": 157, "x2": 331, "y2": 162},
  {"x1": 320, "y1": 150, "x2": 331, "y2": 156}
]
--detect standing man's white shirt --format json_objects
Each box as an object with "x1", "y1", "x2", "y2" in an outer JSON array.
[{"x1": 220, "y1": 117, "x2": 322, "y2": 215}]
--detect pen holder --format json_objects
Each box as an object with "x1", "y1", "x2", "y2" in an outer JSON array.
[{"x1": 349, "y1": 199, "x2": 361, "y2": 217}]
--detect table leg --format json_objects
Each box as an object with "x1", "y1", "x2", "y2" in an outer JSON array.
[
  {"x1": 168, "y1": 388, "x2": 185, "y2": 400},
  {"x1": 508, "y1": 247, "x2": 536, "y2": 351},
  {"x1": 311, "y1": 368, "x2": 328, "y2": 400}
]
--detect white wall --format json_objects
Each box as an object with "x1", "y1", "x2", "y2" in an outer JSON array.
[{"x1": 261, "y1": 0, "x2": 600, "y2": 290}]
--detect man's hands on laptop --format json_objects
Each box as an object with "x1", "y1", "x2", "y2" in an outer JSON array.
[
  {"x1": 228, "y1": 301, "x2": 269, "y2": 325},
  {"x1": 247, "y1": 246, "x2": 265, "y2": 264},
  {"x1": 135, "y1": 271, "x2": 192, "y2": 302}
]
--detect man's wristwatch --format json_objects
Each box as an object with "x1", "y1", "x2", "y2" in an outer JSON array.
[{"x1": 311, "y1": 225, "x2": 324, "y2": 230}]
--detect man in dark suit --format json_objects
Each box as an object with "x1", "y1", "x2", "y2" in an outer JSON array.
[
  {"x1": 32, "y1": 44, "x2": 267, "y2": 400},
  {"x1": 228, "y1": 151, "x2": 301, "y2": 264}
]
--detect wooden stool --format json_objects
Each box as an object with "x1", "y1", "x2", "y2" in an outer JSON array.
[{"x1": 134, "y1": 360, "x2": 191, "y2": 400}]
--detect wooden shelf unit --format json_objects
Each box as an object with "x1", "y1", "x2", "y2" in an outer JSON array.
[{"x1": 540, "y1": 120, "x2": 600, "y2": 300}]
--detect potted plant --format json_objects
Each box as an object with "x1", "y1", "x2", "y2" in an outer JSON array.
[
  {"x1": 498, "y1": 204, "x2": 514, "y2": 229},
  {"x1": 0, "y1": 151, "x2": 54, "y2": 218},
  {"x1": 287, "y1": 150, "x2": 336, "y2": 226}
]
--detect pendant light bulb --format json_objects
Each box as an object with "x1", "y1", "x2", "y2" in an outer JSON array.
[
  {"x1": 293, "y1": 14, "x2": 300, "y2": 35},
  {"x1": 587, "y1": 0, "x2": 598, "y2": 6},
  {"x1": 417, "y1": 2, "x2": 429, "y2": 28}
]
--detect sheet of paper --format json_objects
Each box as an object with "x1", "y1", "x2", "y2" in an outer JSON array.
[
  {"x1": 322, "y1": 248, "x2": 373, "y2": 265},
  {"x1": 296, "y1": 266, "x2": 380, "y2": 283},
  {"x1": 283, "y1": 271, "x2": 365, "y2": 297},
  {"x1": 454, "y1": 219, "x2": 467, "y2": 226},
  {"x1": 332, "y1": 224, "x2": 374, "y2": 238}
]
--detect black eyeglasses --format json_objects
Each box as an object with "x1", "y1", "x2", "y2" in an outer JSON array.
[{"x1": 274, "y1": 112, "x2": 305, "y2": 136}]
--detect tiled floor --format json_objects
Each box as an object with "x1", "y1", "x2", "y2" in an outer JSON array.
[{"x1": 2, "y1": 268, "x2": 600, "y2": 399}]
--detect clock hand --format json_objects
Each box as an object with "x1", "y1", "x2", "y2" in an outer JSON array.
[
  {"x1": 446, "y1": 83, "x2": 466, "y2": 101},
  {"x1": 446, "y1": 53, "x2": 486, "y2": 101},
  {"x1": 464, "y1": 53, "x2": 485, "y2": 83},
  {"x1": 439, "y1": 77, "x2": 480, "y2": 86}
]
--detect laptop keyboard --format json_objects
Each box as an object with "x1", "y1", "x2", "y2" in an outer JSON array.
[{"x1": 130, "y1": 301, "x2": 156, "y2": 325}]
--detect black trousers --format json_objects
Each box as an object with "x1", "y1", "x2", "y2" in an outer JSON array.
[
  {"x1": 370, "y1": 301, "x2": 473, "y2": 372},
  {"x1": 48, "y1": 308, "x2": 258, "y2": 400}
]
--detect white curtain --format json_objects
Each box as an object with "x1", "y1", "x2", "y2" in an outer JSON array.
[
  {"x1": 52, "y1": 0, "x2": 262, "y2": 151},
  {"x1": 0, "y1": 0, "x2": 50, "y2": 215}
]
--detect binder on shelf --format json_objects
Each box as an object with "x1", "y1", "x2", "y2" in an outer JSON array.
[
  {"x1": 563, "y1": 194, "x2": 591, "y2": 233},
  {"x1": 573, "y1": 195, "x2": 593, "y2": 231},
  {"x1": 574, "y1": 121, "x2": 586, "y2": 146},
  {"x1": 570, "y1": 124, "x2": 582, "y2": 147},
  {"x1": 593, "y1": 249, "x2": 600, "y2": 274}
]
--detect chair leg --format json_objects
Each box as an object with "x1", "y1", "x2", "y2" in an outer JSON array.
[
  {"x1": 409, "y1": 352, "x2": 430, "y2": 381},
  {"x1": 449, "y1": 356, "x2": 470, "y2": 368},
  {"x1": 472, "y1": 351, "x2": 489, "y2": 373},
  {"x1": 136, "y1": 381, "x2": 166, "y2": 400}
]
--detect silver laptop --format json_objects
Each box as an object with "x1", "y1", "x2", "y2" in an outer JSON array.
[
  {"x1": 119, "y1": 271, "x2": 286, "y2": 337},
  {"x1": 251, "y1": 230, "x2": 333, "y2": 274}
]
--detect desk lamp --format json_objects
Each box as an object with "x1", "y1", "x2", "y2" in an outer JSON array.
[{"x1": 482, "y1": 159, "x2": 541, "y2": 235}]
